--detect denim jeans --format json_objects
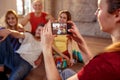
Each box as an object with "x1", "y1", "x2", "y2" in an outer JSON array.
[
  {"x1": 60, "y1": 68, "x2": 76, "y2": 80},
  {"x1": 0, "y1": 36, "x2": 33, "y2": 80}
]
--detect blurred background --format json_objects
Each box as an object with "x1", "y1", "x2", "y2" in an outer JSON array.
[{"x1": 0, "y1": 0, "x2": 110, "y2": 38}]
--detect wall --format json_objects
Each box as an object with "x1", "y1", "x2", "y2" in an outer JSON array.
[
  {"x1": 0, "y1": 0, "x2": 17, "y2": 27},
  {"x1": 44, "y1": 0, "x2": 110, "y2": 38},
  {"x1": 0, "y1": 0, "x2": 17, "y2": 18}
]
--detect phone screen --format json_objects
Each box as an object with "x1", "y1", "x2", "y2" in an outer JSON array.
[{"x1": 51, "y1": 23, "x2": 67, "y2": 35}]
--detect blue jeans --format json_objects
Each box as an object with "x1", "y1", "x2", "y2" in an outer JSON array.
[
  {"x1": 0, "y1": 36, "x2": 33, "y2": 80},
  {"x1": 60, "y1": 68, "x2": 76, "y2": 80}
]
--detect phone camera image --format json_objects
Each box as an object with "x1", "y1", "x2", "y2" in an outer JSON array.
[{"x1": 51, "y1": 23, "x2": 67, "y2": 35}]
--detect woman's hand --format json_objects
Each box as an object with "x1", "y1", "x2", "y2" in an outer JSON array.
[
  {"x1": 40, "y1": 21, "x2": 61, "y2": 80},
  {"x1": 0, "y1": 29, "x2": 10, "y2": 42},
  {"x1": 67, "y1": 21, "x2": 92, "y2": 64},
  {"x1": 67, "y1": 21, "x2": 85, "y2": 43},
  {"x1": 40, "y1": 20, "x2": 54, "y2": 50}
]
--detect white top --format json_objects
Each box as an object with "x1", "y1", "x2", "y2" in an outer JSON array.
[{"x1": 16, "y1": 32, "x2": 42, "y2": 68}]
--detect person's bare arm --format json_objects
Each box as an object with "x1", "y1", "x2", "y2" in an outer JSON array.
[
  {"x1": 67, "y1": 38, "x2": 74, "y2": 66},
  {"x1": 68, "y1": 21, "x2": 93, "y2": 64},
  {"x1": 8, "y1": 29, "x2": 25, "y2": 39},
  {"x1": 41, "y1": 21, "x2": 61, "y2": 80},
  {"x1": 0, "y1": 29, "x2": 25, "y2": 42},
  {"x1": 77, "y1": 39, "x2": 92, "y2": 64},
  {"x1": 0, "y1": 29, "x2": 10, "y2": 42},
  {"x1": 20, "y1": 13, "x2": 30, "y2": 26},
  {"x1": 46, "y1": 14, "x2": 55, "y2": 21}
]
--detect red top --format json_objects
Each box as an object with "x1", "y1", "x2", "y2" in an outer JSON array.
[
  {"x1": 29, "y1": 12, "x2": 48, "y2": 34},
  {"x1": 77, "y1": 51, "x2": 120, "y2": 80}
]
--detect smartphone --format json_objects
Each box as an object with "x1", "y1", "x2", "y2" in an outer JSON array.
[
  {"x1": 67, "y1": 23, "x2": 72, "y2": 34},
  {"x1": 51, "y1": 22, "x2": 72, "y2": 35}
]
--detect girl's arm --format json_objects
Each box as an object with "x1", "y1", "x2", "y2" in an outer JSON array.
[
  {"x1": 68, "y1": 21, "x2": 93, "y2": 64},
  {"x1": 46, "y1": 14, "x2": 55, "y2": 21},
  {"x1": 8, "y1": 29, "x2": 25, "y2": 39},
  {"x1": 0, "y1": 29, "x2": 25, "y2": 42},
  {"x1": 67, "y1": 38, "x2": 74, "y2": 66},
  {"x1": 20, "y1": 13, "x2": 30, "y2": 26}
]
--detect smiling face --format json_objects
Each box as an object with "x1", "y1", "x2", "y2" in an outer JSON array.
[
  {"x1": 95, "y1": 0, "x2": 116, "y2": 33},
  {"x1": 5, "y1": 10, "x2": 18, "y2": 29},
  {"x1": 33, "y1": 0, "x2": 42, "y2": 13},
  {"x1": 58, "y1": 13, "x2": 68, "y2": 23},
  {"x1": 6, "y1": 13, "x2": 17, "y2": 27},
  {"x1": 35, "y1": 25, "x2": 43, "y2": 37},
  {"x1": 58, "y1": 10, "x2": 71, "y2": 23}
]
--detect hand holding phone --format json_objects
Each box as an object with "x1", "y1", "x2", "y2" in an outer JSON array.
[{"x1": 67, "y1": 23, "x2": 72, "y2": 34}]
